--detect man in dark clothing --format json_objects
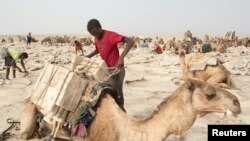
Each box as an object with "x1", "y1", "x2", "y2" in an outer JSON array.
[{"x1": 27, "y1": 32, "x2": 32, "y2": 46}]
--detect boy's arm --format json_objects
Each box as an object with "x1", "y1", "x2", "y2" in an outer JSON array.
[
  {"x1": 15, "y1": 65, "x2": 22, "y2": 72},
  {"x1": 11, "y1": 60, "x2": 22, "y2": 72},
  {"x1": 85, "y1": 48, "x2": 99, "y2": 58},
  {"x1": 20, "y1": 59, "x2": 28, "y2": 73},
  {"x1": 115, "y1": 37, "x2": 134, "y2": 67}
]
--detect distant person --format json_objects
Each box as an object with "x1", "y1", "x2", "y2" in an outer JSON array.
[
  {"x1": 202, "y1": 35, "x2": 212, "y2": 53},
  {"x1": 170, "y1": 37, "x2": 176, "y2": 47},
  {"x1": 184, "y1": 30, "x2": 192, "y2": 39},
  {"x1": 86, "y1": 19, "x2": 134, "y2": 112},
  {"x1": 231, "y1": 31, "x2": 236, "y2": 41},
  {"x1": 154, "y1": 36, "x2": 160, "y2": 46},
  {"x1": 74, "y1": 40, "x2": 84, "y2": 55},
  {"x1": 27, "y1": 32, "x2": 32, "y2": 46},
  {"x1": 154, "y1": 44, "x2": 163, "y2": 54},
  {"x1": 2, "y1": 47, "x2": 28, "y2": 80},
  {"x1": 139, "y1": 39, "x2": 148, "y2": 48},
  {"x1": 231, "y1": 31, "x2": 237, "y2": 46}
]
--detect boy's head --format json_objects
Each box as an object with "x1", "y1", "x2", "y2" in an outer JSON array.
[
  {"x1": 20, "y1": 52, "x2": 28, "y2": 59},
  {"x1": 87, "y1": 19, "x2": 103, "y2": 39},
  {"x1": 74, "y1": 40, "x2": 80, "y2": 44}
]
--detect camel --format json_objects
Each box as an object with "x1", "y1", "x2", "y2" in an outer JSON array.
[
  {"x1": 20, "y1": 79, "x2": 241, "y2": 141},
  {"x1": 184, "y1": 30, "x2": 192, "y2": 39},
  {"x1": 18, "y1": 35, "x2": 26, "y2": 43},
  {"x1": 1, "y1": 38, "x2": 6, "y2": 43},
  {"x1": 179, "y1": 51, "x2": 235, "y2": 89},
  {"x1": 173, "y1": 40, "x2": 193, "y2": 54},
  {"x1": 31, "y1": 37, "x2": 39, "y2": 43},
  {"x1": 165, "y1": 37, "x2": 177, "y2": 51},
  {"x1": 8, "y1": 37, "x2": 14, "y2": 43},
  {"x1": 225, "y1": 31, "x2": 232, "y2": 40},
  {"x1": 131, "y1": 36, "x2": 152, "y2": 48},
  {"x1": 214, "y1": 43, "x2": 227, "y2": 53},
  {"x1": 41, "y1": 36, "x2": 53, "y2": 46}
]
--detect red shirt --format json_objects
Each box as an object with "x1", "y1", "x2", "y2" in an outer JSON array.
[
  {"x1": 94, "y1": 30, "x2": 124, "y2": 67},
  {"x1": 75, "y1": 44, "x2": 82, "y2": 50},
  {"x1": 155, "y1": 45, "x2": 163, "y2": 54}
]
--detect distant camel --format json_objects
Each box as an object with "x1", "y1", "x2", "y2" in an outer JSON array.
[
  {"x1": 8, "y1": 37, "x2": 14, "y2": 43},
  {"x1": 179, "y1": 52, "x2": 235, "y2": 89},
  {"x1": 1, "y1": 38, "x2": 6, "y2": 43},
  {"x1": 79, "y1": 37, "x2": 93, "y2": 46},
  {"x1": 20, "y1": 79, "x2": 241, "y2": 141},
  {"x1": 18, "y1": 35, "x2": 26, "y2": 43}
]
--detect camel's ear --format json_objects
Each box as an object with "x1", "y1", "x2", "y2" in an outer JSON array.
[
  {"x1": 184, "y1": 80, "x2": 195, "y2": 92},
  {"x1": 182, "y1": 80, "x2": 194, "y2": 103}
]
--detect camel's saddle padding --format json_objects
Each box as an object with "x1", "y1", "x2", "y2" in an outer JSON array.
[{"x1": 187, "y1": 53, "x2": 221, "y2": 71}]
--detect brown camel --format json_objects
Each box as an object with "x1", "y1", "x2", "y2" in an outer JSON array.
[
  {"x1": 179, "y1": 52, "x2": 235, "y2": 89},
  {"x1": 20, "y1": 79, "x2": 241, "y2": 141},
  {"x1": 173, "y1": 40, "x2": 192, "y2": 54}
]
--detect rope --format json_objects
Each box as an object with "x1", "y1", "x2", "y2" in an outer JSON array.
[
  {"x1": 98, "y1": 66, "x2": 120, "y2": 83},
  {"x1": 35, "y1": 64, "x2": 59, "y2": 106},
  {"x1": 0, "y1": 118, "x2": 20, "y2": 141},
  {"x1": 33, "y1": 51, "x2": 63, "y2": 106},
  {"x1": 186, "y1": 53, "x2": 205, "y2": 67}
]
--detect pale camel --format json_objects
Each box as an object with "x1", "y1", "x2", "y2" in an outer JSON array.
[
  {"x1": 18, "y1": 35, "x2": 26, "y2": 43},
  {"x1": 179, "y1": 52, "x2": 235, "y2": 89},
  {"x1": 20, "y1": 79, "x2": 241, "y2": 141},
  {"x1": 8, "y1": 37, "x2": 14, "y2": 43}
]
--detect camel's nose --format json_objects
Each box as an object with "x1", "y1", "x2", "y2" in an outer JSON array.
[
  {"x1": 232, "y1": 99, "x2": 241, "y2": 115},
  {"x1": 233, "y1": 99, "x2": 240, "y2": 106}
]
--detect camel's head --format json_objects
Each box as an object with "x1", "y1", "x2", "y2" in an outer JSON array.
[{"x1": 183, "y1": 79, "x2": 241, "y2": 116}]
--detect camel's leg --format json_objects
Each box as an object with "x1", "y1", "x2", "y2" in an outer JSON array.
[
  {"x1": 175, "y1": 135, "x2": 185, "y2": 141},
  {"x1": 20, "y1": 101, "x2": 39, "y2": 140}
]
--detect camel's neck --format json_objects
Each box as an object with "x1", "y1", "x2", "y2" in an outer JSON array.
[
  {"x1": 141, "y1": 90, "x2": 198, "y2": 140},
  {"x1": 179, "y1": 51, "x2": 187, "y2": 76},
  {"x1": 96, "y1": 93, "x2": 198, "y2": 141}
]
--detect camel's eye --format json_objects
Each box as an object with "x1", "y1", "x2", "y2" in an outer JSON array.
[
  {"x1": 233, "y1": 99, "x2": 240, "y2": 106},
  {"x1": 206, "y1": 93, "x2": 216, "y2": 100}
]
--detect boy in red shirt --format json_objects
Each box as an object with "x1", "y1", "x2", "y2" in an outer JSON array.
[
  {"x1": 74, "y1": 40, "x2": 84, "y2": 55},
  {"x1": 86, "y1": 19, "x2": 134, "y2": 112},
  {"x1": 155, "y1": 44, "x2": 163, "y2": 54}
]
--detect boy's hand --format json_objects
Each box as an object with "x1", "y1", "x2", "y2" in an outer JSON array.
[
  {"x1": 115, "y1": 58, "x2": 124, "y2": 68},
  {"x1": 24, "y1": 70, "x2": 29, "y2": 74}
]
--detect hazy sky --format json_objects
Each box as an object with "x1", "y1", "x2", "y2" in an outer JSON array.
[{"x1": 0, "y1": 0, "x2": 249, "y2": 36}]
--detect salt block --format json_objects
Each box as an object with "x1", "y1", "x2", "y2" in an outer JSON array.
[
  {"x1": 92, "y1": 61, "x2": 109, "y2": 81},
  {"x1": 40, "y1": 64, "x2": 70, "y2": 90},
  {"x1": 40, "y1": 86, "x2": 60, "y2": 111},
  {"x1": 70, "y1": 55, "x2": 84, "y2": 71},
  {"x1": 56, "y1": 72, "x2": 88, "y2": 112}
]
